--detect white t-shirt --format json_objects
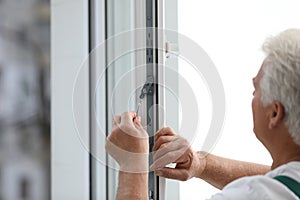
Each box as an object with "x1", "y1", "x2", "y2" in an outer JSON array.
[{"x1": 208, "y1": 161, "x2": 300, "y2": 200}]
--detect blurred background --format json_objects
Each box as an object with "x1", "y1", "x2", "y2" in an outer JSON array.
[{"x1": 0, "y1": 0, "x2": 50, "y2": 200}]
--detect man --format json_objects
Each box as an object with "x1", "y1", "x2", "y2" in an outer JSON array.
[{"x1": 106, "y1": 29, "x2": 300, "y2": 199}]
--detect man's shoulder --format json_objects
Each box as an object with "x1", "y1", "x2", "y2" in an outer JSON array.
[
  {"x1": 224, "y1": 174, "x2": 280, "y2": 191},
  {"x1": 208, "y1": 175, "x2": 297, "y2": 200},
  {"x1": 208, "y1": 162, "x2": 300, "y2": 200}
]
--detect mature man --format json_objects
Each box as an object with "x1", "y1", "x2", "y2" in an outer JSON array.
[{"x1": 106, "y1": 29, "x2": 300, "y2": 199}]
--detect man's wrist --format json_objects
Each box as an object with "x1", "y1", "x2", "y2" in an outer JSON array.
[
  {"x1": 119, "y1": 152, "x2": 149, "y2": 173},
  {"x1": 117, "y1": 171, "x2": 148, "y2": 200},
  {"x1": 194, "y1": 151, "x2": 208, "y2": 179}
]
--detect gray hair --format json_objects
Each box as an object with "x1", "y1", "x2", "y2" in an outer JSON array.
[{"x1": 260, "y1": 29, "x2": 300, "y2": 145}]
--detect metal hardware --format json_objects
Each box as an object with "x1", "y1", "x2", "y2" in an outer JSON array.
[{"x1": 139, "y1": 76, "x2": 154, "y2": 99}]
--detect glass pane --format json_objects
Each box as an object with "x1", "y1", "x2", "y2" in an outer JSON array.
[
  {"x1": 105, "y1": 0, "x2": 136, "y2": 199},
  {"x1": 0, "y1": 1, "x2": 50, "y2": 200}
]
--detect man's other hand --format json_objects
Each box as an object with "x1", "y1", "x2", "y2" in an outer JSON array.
[
  {"x1": 105, "y1": 112, "x2": 149, "y2": 173},
  {"x1": 151, "y1": 127, "x2": 205, "y2": 181}
]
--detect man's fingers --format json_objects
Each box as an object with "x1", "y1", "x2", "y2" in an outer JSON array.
[
  {"x1": 118, "y1": 112, "x2": 137, "y2": 135},
  {"x1": 151, "y1": 148, "x2": 184, "y2": 170},
  {"x1": 154, "y1": 127, "x2": 175, "y2": 142},
  {"x1": 120, "y1": 112, "x2": 136, "y2": 126},
  {"x1": 133, "y1": 115, "x2": 142, "y2": 127},
  {"x1": 155, "y1": 167, "x2": 190, "y2": 181},
  {"x1": 112, "y1": 116, "x2": 121, "y2": 129},
  {"x1": 152, "y1": 135, "x2": 175, "y2": 152},
  {"x1": 153, "y1": 137, "x2": 184, "y2": 161}
]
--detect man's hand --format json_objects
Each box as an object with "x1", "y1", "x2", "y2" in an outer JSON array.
[
  {"x1": 105, "y1": 112, "x2": 149, "y2": 173},
  {"x1": 151, "y1": 127, "x2": 206, "y2": 181}
]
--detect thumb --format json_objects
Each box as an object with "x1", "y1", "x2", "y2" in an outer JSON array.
[
  {"x1": 133, "y1": 116, "x2": 142, "y2": 126},
  {"x1": 155, "y1": 167, "x2": 190, "y2": 181}
]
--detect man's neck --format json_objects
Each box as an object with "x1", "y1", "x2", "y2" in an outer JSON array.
[{"x1": 269, "y1": 135, "x2": 300, "y2": 170}]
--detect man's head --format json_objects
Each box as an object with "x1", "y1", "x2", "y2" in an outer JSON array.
[{"x1": 253, "y1": 29, "x2": 300, "y2": 146}]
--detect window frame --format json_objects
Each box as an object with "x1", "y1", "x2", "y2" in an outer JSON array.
[
  {"x1": 51, "y1": 0, "x2": 90, "y2": 199},
  {"x1": 51, "y1": 0, "x2": 179, "y2": 199}
]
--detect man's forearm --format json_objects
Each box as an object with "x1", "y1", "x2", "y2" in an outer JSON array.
[
  {"x1": 196, "y1": 152, "x2": 271, "y2": 189},
  {"x1": 116, "y1": 172, "x2": 148, "y2": 200}
]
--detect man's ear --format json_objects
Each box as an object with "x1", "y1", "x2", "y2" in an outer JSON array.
[{"x1": 268, "y1": 101, "x2": 285, "y2": 129}]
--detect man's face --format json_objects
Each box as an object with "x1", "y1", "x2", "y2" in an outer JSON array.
[{"x1": 252, "y1": 61, "x2": 270, "y2": 143}]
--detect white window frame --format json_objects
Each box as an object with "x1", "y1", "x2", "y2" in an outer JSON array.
[
  {"x1": 89, "y1": 0, "x2": 107, "y2": 199},
  {"x1": 51, "y1": 0, "x2": 90, "y2": 199},
  {"x1": 51, "y1": 0, "x2": 179, "y2": 199}
]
